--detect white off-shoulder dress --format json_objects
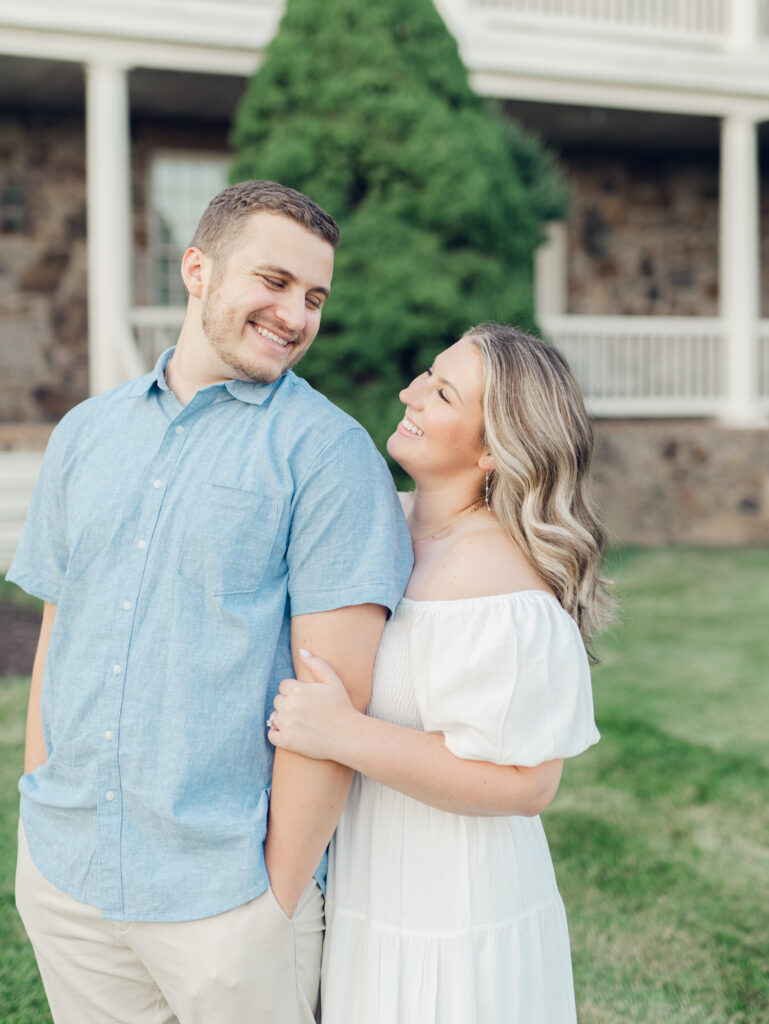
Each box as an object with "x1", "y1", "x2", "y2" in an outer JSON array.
[{"x1": 321, "y1": 591, "x2": 600, "y2": 1024}]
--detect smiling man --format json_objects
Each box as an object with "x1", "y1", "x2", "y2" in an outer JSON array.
[{"x1": 9, "y1": 181, "x2": 412, "y2": 1023}]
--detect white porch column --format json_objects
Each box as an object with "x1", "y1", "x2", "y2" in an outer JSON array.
[
  {"x1": 432, "y1": 0, "x2": 465, "y2": 36},
  {"x1": 85, "y1": 61, "x2": 134, "y2": 395},
  {"x1": 719, "y1": 113, "x2": 762, "y2": 424},
  {"x1": 535, "y1": 221, "x2": 568, "y2": 319},
  {"x1": 728, "y1": 0, "x2": 760, "y2": 50}
]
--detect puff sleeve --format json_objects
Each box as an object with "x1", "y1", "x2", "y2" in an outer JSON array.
[{"x1": 408, "y1": 592, "x2": 600, "y2": 767}]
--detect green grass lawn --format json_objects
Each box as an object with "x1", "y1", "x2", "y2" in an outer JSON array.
[
  {"x1": 551, "y1": 548, "x2": 769, "y2": 1024},
  {"x1": 0, "y1": 551, "x2": 767, "y2": 1022}
]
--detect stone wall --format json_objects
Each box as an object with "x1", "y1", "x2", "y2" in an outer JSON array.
[
  {"x1": 0, "y1": 112, "x2": 89, "y2": 422},
  {"x1": 592, "y1": 420, "x2": 769, "y2": 545},
  {"x1": 0, "y1": 112, "x2": 230, "y2": 422},
  {"x1": 3, "y1": 418, "x2": 766, "y2": 547},
  {"x1": 2, "y1": 113, "x2": 768, "y2": 545},
  {"x1": 3, "y1": 122, "x2": 768, "y2": 420},
  {"x1": 561, "y1": 148, "x2": 769, "y2": 317}
]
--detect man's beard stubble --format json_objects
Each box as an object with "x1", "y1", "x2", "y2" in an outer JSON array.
[{"x1": 200, "y1": 298, "x2": 303, "y2": 386}]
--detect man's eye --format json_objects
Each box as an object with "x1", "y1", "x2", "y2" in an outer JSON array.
[
  {"x1": 306, "y1": 297, "x2": 322, "y2": 310},
  {"x1": 262, "y1": 276, "x2": 285, "y2": 289}
]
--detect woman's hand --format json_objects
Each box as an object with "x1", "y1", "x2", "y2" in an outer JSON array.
[{"x1": 267, "y1": 649, "x2": 361, "y2": 762}]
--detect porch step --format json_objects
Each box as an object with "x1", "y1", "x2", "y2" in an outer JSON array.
[{"x1": 0, "y1": 451, "x2": 44, "y2": 573}]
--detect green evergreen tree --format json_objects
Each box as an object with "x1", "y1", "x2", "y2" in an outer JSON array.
[{"x1": 230, "y1": 0, "x2": 568, "y2": 457}]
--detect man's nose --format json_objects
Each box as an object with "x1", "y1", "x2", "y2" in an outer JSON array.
[{"x1": 273, "y1": 290, "x2": 306, "y2": 333}]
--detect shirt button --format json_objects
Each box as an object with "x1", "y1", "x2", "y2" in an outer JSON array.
[
  {"x1": 174, "y1": 425, "x2": 184, "y2": 435},
  {"x1": 122, "y1": 601, "x2": 132, "y2": 611},
  {"x1": 112, "y1": 664, "x2": 122, "y2": 675},
  {"x1": 104, "y1": 731, "x2": 114, "y2": 742},
  {"x1": 105, "y1": 791, "x2": 116, "y2": 802},
  {"x1": 152, "y1": 479, "x2": 163, "y2": 489},
  {"x1": 137, "y1": 539, "x2": 147, "y2": 550}
]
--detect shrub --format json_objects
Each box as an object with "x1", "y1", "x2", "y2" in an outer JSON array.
[{"x1": 230, "y1": 0, "x2": 568, "y2": 458}]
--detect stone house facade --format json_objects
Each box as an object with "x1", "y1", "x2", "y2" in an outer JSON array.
[{"x1": 1, "y1": 0, "x2": 768, "y2": 560}]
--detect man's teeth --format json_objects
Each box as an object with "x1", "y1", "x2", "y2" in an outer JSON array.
[
  {"x1": 254, "y1": 325, "x2": 289, "y2": 347},
  {"x1": 403, "y1": 417, "x2": 423, "y2": 436}
]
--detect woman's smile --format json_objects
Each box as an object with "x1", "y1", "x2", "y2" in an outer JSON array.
[{"x1": 398, "y1": 415, "x2": 424, "y2": 438}]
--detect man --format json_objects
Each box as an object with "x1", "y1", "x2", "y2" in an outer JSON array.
[{"x1": 9, "y1": 180, "x2": 412, "y2": 1023}]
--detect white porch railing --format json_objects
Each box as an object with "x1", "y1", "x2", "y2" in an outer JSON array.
[
  {"x1": 131, "y1": 306, "x2": 186, "y2": 369},
  {"x1": 0, "y1": 451, "x2": 43, "y2": 572},
  {"x1": 131, "y1": 309, "x2": 768, "y2": 419},
  {"x1": 541, "y1": 315, "x2": 729, "y2": 417},
  {"x1": 464, "y1": 0, "x2": 729, "y2": 36}
]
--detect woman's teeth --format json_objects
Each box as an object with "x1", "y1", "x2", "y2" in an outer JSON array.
[{"x1": 403, "y1": 417, "x2": 423, "y2": 436}]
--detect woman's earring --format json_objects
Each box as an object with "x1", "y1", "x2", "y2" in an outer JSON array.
[{"x1": 485, "y1": 471, "x2": 491, "y2": 511}]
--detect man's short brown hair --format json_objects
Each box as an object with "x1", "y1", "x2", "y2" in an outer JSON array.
[{"x1": 190, "y1": 180, "x2": 340, "y2": 261}]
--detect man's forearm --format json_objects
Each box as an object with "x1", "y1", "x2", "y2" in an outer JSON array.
[
  {"x1": 264, "y1": 602, "x2": 387, "y2": 916},
  {"x1": 265, "y1": 751, "x2": 352, "y2": 916}
]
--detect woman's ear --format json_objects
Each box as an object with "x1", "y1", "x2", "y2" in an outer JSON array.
[
  {"x1": 478, "y1": 454, "x2": 495, "y2": 473},
  {"x1": 180, "y1": 247, "x2": 206, "y2": 299}
]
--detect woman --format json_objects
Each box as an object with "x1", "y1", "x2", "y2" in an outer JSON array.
[{"x1": 268, "y1": 323, "x2": 613, "y2": 1023}]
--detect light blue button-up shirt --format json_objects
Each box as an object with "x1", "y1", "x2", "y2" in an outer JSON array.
[{"x1": 8, "y1": 349, "x2": 413, "y2": 922}]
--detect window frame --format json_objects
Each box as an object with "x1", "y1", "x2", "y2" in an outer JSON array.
[{"x1": 146, "y1": 148, "x2": 231, "y2": 307}]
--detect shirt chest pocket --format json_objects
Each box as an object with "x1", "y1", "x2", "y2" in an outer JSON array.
[{"x1": 178, "y1": 483, "x2": 284, "y2": 596}]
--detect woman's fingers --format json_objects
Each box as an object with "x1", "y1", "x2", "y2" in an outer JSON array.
[
  {"x1": 298, "y1": 649, "x2": 343, "y2": 687},
  {"x1": 266, "y1": 657, "x2": 354, "y2": 759},
  {"x1": 278, "y1": 677, "x2": 303, "y2": 696},
  {"x1": 269, "y1": 680, "x2": 309, "y2": 737}
]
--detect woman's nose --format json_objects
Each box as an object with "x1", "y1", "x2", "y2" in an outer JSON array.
[{"x1": 399, "y1": 377, "x2": 421, "y2": 406}]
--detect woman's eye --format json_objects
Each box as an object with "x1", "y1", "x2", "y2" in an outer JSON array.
[
  {"x1": 437, "y1": 388, "x2": 450, "y2": 403},
  {"x1": 425, "y1": 367, "x2": 433, "y2": 377}
]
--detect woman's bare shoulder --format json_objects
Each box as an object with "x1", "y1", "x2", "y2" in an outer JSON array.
[{"x1": 419, "y1": 526, "x2": 553, "y2": 602}]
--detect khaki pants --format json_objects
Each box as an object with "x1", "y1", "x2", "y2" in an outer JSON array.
[{"x1": 15, "y1": 821, "x2": 324, "y2": 1024}]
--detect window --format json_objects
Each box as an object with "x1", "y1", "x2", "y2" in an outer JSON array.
[{"x1": 149, "y1": 153, "x2": 230, "y2": 305}]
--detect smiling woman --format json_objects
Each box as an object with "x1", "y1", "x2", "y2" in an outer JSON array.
[
  {"x1": 387, "y1": 338, "x2": 488, "y2": 486},
  {"x1": 268, "y1": 322, "x2": 614, "y2": 1024}
]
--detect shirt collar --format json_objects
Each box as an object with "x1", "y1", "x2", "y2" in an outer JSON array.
[
  {"x1": 126, "y1": 347, "x2": 283, "y2": 406},
  {"x1": 125, "y1": 347, "x2": 174, "y2": 398}
]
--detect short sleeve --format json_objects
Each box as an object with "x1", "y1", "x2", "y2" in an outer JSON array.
[
  {"x1": 287, "y1": 427, "x2": 413, "y2": 617},
  {"x1": 6, "y1": 423, "x2": 70, "y2": 604},
  {"x1": 409, "y1": 592, "x2": 599, "y2": 767}
]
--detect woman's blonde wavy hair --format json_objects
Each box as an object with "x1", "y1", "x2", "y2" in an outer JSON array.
[{"x1": 467, "y1": 323, "x2": 614, "y2": 661}]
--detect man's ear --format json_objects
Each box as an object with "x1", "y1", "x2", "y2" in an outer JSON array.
[{"x1": 180, "y1": 247, "x2": 206, "y2": 299}]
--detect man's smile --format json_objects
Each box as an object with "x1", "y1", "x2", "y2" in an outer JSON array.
[{"x1": 249, "y1": 321, "x2": 296, "y2": 350}]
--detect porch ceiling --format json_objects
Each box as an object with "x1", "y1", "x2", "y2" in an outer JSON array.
[
  {"x1": 0, "y1": 54, "x2": 766, "y2": 151},
  {"x1": 0, "y1": 55, "x2": 83, "y2": 112},
  {"x1": 0, "y1": 55, "x2": 247, "y2": 121},
  {"x1": 507, "y1": 100, "x2": 728, "y2": 154}
]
